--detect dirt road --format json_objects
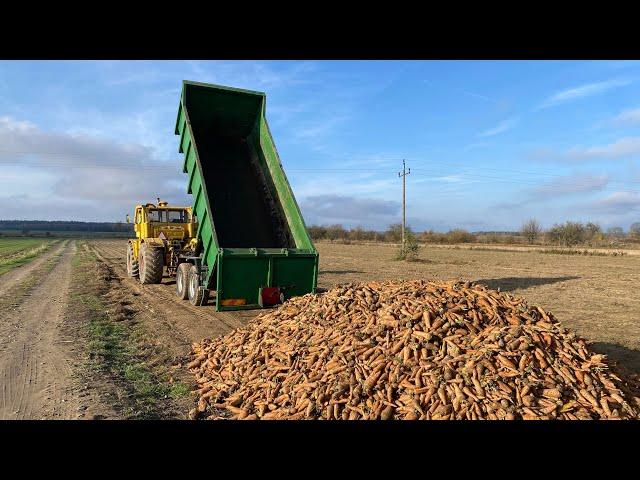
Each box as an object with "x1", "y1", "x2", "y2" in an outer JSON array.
[
  {"x1": 0, "y1": 240, "x2": 84, "y2": 419},
  {"x1": 89, "y1": 239, "x2": 257, "y2": 346}
]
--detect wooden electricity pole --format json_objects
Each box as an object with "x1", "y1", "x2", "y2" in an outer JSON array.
[{"x1": 398, "y1": 159, "x2": 410, "y2": 250}]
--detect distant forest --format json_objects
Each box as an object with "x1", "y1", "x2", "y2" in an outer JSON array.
[{"x1": 0, "y1": 220, "x2": 133, "y2": 233}]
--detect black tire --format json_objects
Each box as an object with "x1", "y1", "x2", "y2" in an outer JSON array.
[
  {"x1": 139, "y1": 243, "x2": 164, "y2": 284},
  {"x1": 188, "y1": 264, "x2": 209, "y2": 306},
  {"x1": 126, "y1": 243, "x2": 139, "y2": 278},
  {"x1": 176, "y1": 262, "x2": 191, "y2": 300}
]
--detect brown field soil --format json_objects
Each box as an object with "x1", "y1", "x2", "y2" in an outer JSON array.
[
  {"x1": 424, "y1": 242, "x2": 640, "y2": 256},
  {"x1": 89, "y1": 239, "x2": 640, "y2": 374},
  {"x1": 3, "y1": 237, "x2": 638, "y2": 419}
]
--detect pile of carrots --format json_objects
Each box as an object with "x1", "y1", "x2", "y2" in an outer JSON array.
[{"x1": 188, "y1": 280, "x2": 640, "y2": 420}]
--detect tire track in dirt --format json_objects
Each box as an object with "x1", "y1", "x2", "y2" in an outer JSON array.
[
  {"x1": 85, "y1": 240, "x2": 262, "y2": 418},
  {"x1": 89, "y1": 240, "x2": 257, "y2": 346},
  {"x1": 0, "y1": 241, "x2": 81, "y2": 420}
]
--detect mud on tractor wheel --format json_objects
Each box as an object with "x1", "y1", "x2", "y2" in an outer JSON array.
[
  {"x1": 126, "y1": 243, "x2": 139, "y2": 278},
  {"x1": 139, "y1": 243, "x2": 164, "y2": 284}
]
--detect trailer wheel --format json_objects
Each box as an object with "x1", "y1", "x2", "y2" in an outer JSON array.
[
  {"x1": 188, "y1": 264, "x2": 209, "y2": 306},
  {"x1": 126, "y1": 244, "x2": 139, "y2": 278},
  {"x1": 176, "y1": 262, "x2": 190, "y2": 300},
  {"x1": 139, "y1": 244, "x2": 164, "y2": 284}
]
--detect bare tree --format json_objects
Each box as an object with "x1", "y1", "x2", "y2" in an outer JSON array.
[
  {"x1": 607, "y1": 226, "x2": 624, "y2": 238},
  {"x1": 630, "y1": 222, "x2": 640, "y2": 239},
  {"x1": 521, "y1": 219, "x2": 541, "y2": 244}
]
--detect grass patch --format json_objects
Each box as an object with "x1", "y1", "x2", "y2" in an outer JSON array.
[
  {"x1": 0, "y1": 242, "x2": 65, "y2": 311},
  {"x1": 169, "y1": 382, "x2": 191, "y2": 398},
  {"x1": 0, "y1": 238, "x2": 59, "y2": 275},
  {"x1": 71, "y1": 241, "x2": 181, "y2": 419},
  {"x1": 0, "y1": 237, "x2": 53, "y2": 255}
]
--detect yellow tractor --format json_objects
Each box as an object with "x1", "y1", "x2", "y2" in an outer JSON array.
[{"x1": 126, "y1": 199, "x2": 202, "y2": 302}]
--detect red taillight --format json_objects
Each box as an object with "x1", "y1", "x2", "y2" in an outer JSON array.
[{"x1": 260, "y1": 287, "x2": 282, "y2": 307}]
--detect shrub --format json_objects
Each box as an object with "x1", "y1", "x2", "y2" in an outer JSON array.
[
  {"x1": 324, "y1": 224, "x2": 347, "y2": 242},
  {"x1": 385, "y1": 224, "x2": 403, "y2": 243},
  {"x1": 521, "y1": 219, "x2": 541, "y2": 244},
  {"x1": 307, "y1": 225, "x2": 327, "y2": 240},
  {"x1": 445, "y1": 229, "x2": 474, "y2": 244},
  {"x1": 607, "y1": 226, "x2": 624, "y2": 238},
  {"x1": 546, "y1": 221, "x2": 586, "y2": 247},
  {"x1": 395, "y1": 232, "x2": 421, "y2": 261}
]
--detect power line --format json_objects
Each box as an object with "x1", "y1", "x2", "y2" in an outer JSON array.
[
  {"x1": 398, "y1": 159, "x2": 410, "y2": 249},
  {"x1": 0, "y1": 149, "x2": 637, "y2": 180},
  {"x1": 0, "y1": 156, "x2": 639, "y2": 193}
]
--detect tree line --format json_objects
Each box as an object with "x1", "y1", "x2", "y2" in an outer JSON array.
[
  {"x1": 2, "y1": 219, "x2": 639, "y2": 247},
  {"x1": 308, "y1": 221, "x2": 640, "y2": 247},
  {"x1": 0, "y1": 220, "x2": 133, "y2": 234},
  {"x1": 520, "y1": 219, "x2": 640, "y2": 247}
]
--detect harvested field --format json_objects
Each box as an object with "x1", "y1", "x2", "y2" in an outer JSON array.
[
  {"x1": 6, "y1": 238, "x2": 630, "y2": 420},
  {"x1": 188, "y1": 280, "x2": 640, "y2": 420},
  {"x1": 86, "y1": 240, "x2": 640, "y2": 419},
  {"x1": 0, "y1": 238, "x2": 58, "y2": 276},
  {"x1": 87, "y1": 239, "x2": 640, "y2": 375}
]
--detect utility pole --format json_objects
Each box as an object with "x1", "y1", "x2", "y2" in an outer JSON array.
[{"x1": 398, "y1": 159, "x2": 410, "y2": 251}]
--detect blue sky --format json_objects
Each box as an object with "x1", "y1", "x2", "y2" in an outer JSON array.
[{"x1": 1, "y1": 60, "x2": 640, "y2": 231}]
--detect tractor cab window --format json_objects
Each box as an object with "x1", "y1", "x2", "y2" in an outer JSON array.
[
  {"x1": 146, "y1": 209, "x2": 189, "y2": 223},
  {"x1": 167, "y1": 210, "x2": 189, "y2": 223},
  {"x1": 147, "y1": 209, "x2": 162, "y2": 222}
]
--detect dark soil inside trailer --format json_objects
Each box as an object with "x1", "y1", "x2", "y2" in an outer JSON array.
[{"x1": 185, "y1": 85, "x2": 294, "y2": 249}]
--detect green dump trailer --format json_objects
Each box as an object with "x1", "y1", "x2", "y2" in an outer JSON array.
[{"x1": 174, "y1": 80, "x2": 319, "y2": 311}]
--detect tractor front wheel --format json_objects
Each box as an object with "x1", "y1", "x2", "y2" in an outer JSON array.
[
  {"x1": 139, "y1": 244, "x2": 164, "y2": 284},
  {"x1": 126, "y1": 244, "x2": 139, "y2": 278},
  {"x1": 188, "y1": 264, "x2": 209, "y2": 306},
  {"x1": 176, "y1": 262, "x2": 190, "y2": 300}
]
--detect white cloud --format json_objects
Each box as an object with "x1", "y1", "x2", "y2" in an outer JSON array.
[
  {"x1": 538, "y1": 78, "x2": 632, "y2": 109},
  {"x1": 531, "y1": 136, "x2": 640, "y2": 162},
  {"x1": 0, "y1": 116, "x2": 189, "y2": 221},
  {"x1": 291, "y1": 172, "x2": 397, "y2": 199},
  {"x1": 495, "y1": 173, "x2": 612, "y2": 211},
  {"x1": 300, "y1": 194, "x2": 400, "y2": 229},
  {"x1": 533, "y1": 173, "x2": 610, "y2": 195},
  {"x1": 589, "y1": 191, "x2": 640, "y2": 213},
  {"x1": 286, "y1": 110, "x2": 354, "y2": 154},
  {"x1": 432, "y1": 174, "x2": 465, "y2": 183},
  {"x1": 184, "y1": 60, "x2": 319, "y2": 93},
  {"x1": 567, "y1": 136, "x2": 640, "y2": 160},
  {"x1": 612, "y1": 107, "x2": 640, "y2": 125},
  {"x1": 478, "y1": 117, "x2": 518, "y2": 137}
]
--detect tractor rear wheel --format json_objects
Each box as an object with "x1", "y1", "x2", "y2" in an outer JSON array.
[
  {"x1": 176, "y1": 262, "x2": 190, "y2": 300},
  {"x1": 126, "y1": 244, "x2": 139, "y2": 278},
  {"x1": 139, "y1": 244, "x2": 164, "y2": 284},
  {"x1": 188, "y1": 264, "x2": 209, "y2": 306}
]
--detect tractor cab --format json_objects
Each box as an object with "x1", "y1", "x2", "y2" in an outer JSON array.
[{"x1": 132, "y1": 200, "x2": 197, "y2": 242}]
